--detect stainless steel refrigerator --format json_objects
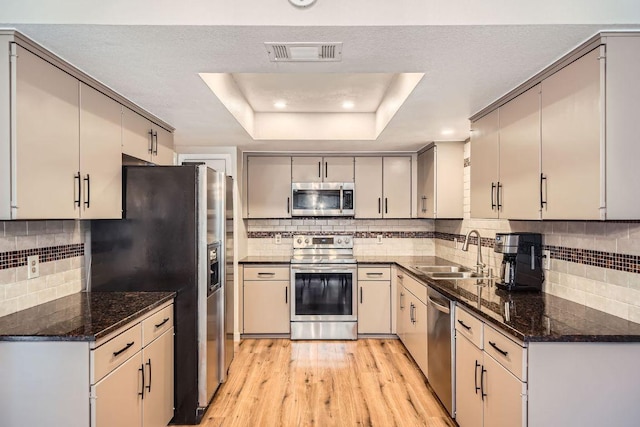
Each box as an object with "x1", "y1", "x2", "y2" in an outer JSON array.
[{"x1": 90, "y1": 164, "x2": 234, "y2": 425}]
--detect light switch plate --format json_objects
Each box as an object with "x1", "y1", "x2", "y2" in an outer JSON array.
[
  {"x1": 275, "y1": 234, "x2": 282, "y2": 244},
  {"x1": 27, "y1": 255, "x2": 40, "y2": 279},
  {"x1": 542, "y1": 250, "x2": 551, "y2": 270}
]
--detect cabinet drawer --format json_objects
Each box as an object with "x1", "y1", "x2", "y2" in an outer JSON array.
[
  {"x1": 455, "y1": 307, "x2": 484, "y2": 349},
  {"x1": 484, "y1": 324, "x2": 527, "y2": 381},
  {"x1": 142, "y1": 304, "x2": 174, "y2": 347},
  {"x1": 244, "y1": 266, "x2": 290, "y2": 281},
  {"x1": 358, "y1": 266, "x2": 391, "y2": 281},
  {"x1": 402, "y1": 273, "x2": 427, "y2": 304},
  {"x1": 93, "y1": 323, "x2": 142, "y2": 383}
]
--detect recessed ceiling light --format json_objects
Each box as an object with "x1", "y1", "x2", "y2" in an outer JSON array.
[
  {"x1": 441, "y1": 129, "x2": 454, "y2": 136},
  {"x1": 342, "y1": 101, "x2": 355, "y2": 109},
  {"x1": 274, "y1": 101, "x2": 287, "y2": 109}
]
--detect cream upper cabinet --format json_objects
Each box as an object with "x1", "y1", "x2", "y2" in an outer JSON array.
[
  {"x1": 540, "y1": 47, "x2": 601, "y2": 220},
  {"x1": 13, "y1": 45, "x2": 81, "y2": 219},
  {"x1": 354, "y1": 156, "x2": 412, "y2": 218},
  {"x1": 291, "y1": 156, "x2": 354, "y2": 182},
  {"x1": 246, "y1": 156, "x2": 292, "y2": 218},
  {"x1": 498, "y1": 85, "x2": 542, "y2": 220},
  {"x1": 122, "y1": 107, "x2": 174, "y2": 166},
  {"x1": 417, "y1": 142, "x2": 464, "y2": 219},
  {"x1": 79, "y1": 83, "x2": 122, "y2": 219},
  {"x1": 354, "y1": 157, "x2": 384, "y2": 218},
  {"x1": 470, "y1": 109, "x2": 500, "y2": 219}
]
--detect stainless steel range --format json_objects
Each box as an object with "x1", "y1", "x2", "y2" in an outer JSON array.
[{"x1": 290, "y1": 235, "x2": 357, "y2": 340}]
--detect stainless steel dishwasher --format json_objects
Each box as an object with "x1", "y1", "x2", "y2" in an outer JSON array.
[{"x1": 427, "y1": 286, "x2": 454, "y2": 416}]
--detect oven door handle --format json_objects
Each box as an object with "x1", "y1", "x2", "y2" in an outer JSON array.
[{"x1": 291, "y1": 266, "x2": 357, "y2": 274}]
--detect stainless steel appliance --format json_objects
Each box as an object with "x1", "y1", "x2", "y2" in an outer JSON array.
[
  {"x1": 427, "y1": 286, "x2": 454, "y2": 416},
  {"x1": 494, "y1": 233, "x2": 544, "y2": 291},
  {"x1": 291, "y1": 182, "x2": 354, "y2": 216},
  {"x1": 290, "y1": 235, "x2": 357, "y2": 340},
  {"x1": 89, "y1": 164, "x2": 234, "y2": 425}
]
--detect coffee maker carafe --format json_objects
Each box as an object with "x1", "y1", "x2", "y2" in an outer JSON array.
[{"x1": 494, "y1": 233, "x2": 544, "y2": 291}]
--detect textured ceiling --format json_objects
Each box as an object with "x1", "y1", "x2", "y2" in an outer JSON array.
[{"x1": 2, "y1": 21, "x2": 640, "y2": 151}]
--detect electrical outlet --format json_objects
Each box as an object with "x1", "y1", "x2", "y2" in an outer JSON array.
[
  {"x1": 376, "y1": 234, "x2": 383, "y2": 244},
  {"x1": 27, "y1": 255, "x2": 39, "y2": 279},
  {"x1": 275, "y1": 234, "x2": 282, "y2": 244},
  {"x1": 454, "y1": 238, "x2": 459, "y2": 250},
  {"x1": 542, "y1": 250, "x2": 551, "y2": 270}
]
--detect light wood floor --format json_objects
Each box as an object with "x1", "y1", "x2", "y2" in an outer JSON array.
[{"x1": 184, "y1": 339, "x2": 455, "y2": 427}]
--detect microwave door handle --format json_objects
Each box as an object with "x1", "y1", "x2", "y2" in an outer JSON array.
[{"x1": 340, "y1": 185, "x2": 343, "y2": 213}]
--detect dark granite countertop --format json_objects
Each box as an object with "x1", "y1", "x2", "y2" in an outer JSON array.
[
  {"x1": 0, "y1": 291, "x2": 175, "y2": 342},
  {"x1": 392, "y1": 261, "x2": 640, "y2": 343}
]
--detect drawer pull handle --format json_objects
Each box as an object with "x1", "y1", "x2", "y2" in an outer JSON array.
[
  {"x1": 457, "y1": 319, "x2": 471, "y2": 331},
  {"x1": 488, "y1": 341, "x2": 509, "y2": 357},
  {"x1": 366, "y1": 272, "x2": 383, "y2": 276},
  {"x1": 257, "y1": 272, "x2": 276, "y2": 277},
  {"x1": 155, "y1": 317, "x2": 170, "y2": 328},
  {"x1": 113, "y1": 341, "x2": 135, "y2": 357},
  {"x1": 397, "y1": 274, "x2": 403, "y2": 279}
]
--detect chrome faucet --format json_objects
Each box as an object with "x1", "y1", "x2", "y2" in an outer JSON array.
[{"x1": 462, "y1": 229, "x2": 486, "y2": 274}]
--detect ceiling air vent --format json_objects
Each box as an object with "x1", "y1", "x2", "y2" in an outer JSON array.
[{"x1": 264, "y1": 42, "x2": 343, "y2": 62}]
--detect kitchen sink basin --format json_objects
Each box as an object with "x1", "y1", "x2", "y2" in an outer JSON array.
[
  {"x1": 426, "y1": 271, "x2": 485, "y2": 280},
  {"x1": 411, "y1": 265, "x2": 472, "y2": 274}
]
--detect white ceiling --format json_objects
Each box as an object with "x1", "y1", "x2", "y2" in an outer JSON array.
[
  {"x1": 232, "y1": 73, "x2": 395, "y2": 113},
  {"x1": 2, "y1": 0, "x2": 640, "y2": 152}
]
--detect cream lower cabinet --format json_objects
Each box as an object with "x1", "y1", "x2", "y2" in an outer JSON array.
[
  {"x1": 242, "y1": 265, "x2": 290, "y2": 334},
  {"x1": 357, "y1": 266, "x2": 391, "y2": 334},
  {"x1": 395, "y1": 271, "x2": 428, "y2": 377},
  {"x1": 245, "y1": 156, "x2": 292, "y2": 218},
  {"x1": 455, "y1": 306, "x2": 526, "y2": 427}
]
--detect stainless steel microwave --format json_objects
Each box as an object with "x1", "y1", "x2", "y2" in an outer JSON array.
[{"x1": 291, "y1": 182, "x2": 355, "y2": 216}]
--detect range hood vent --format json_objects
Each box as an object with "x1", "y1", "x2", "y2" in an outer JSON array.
[{"x1": 264, "y1": 42, "x2": 343, "y2": 62}]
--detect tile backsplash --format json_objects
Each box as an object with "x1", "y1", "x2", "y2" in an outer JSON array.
[{"x1": 0, "y1": 220, "x2": 86, "y2": 317}]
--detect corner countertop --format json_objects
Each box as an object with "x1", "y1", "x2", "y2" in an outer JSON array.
[
  {"x1": 240, "y1": 254, "x2": 640, "y2": 343},
  {"x1": 0, "y1": 291, "x2": 175, "y2": 342}
]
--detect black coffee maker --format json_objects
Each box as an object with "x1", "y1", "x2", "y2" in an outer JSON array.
[{"x1": 494, "y1": 233, "x2": 544, "y2": 291}]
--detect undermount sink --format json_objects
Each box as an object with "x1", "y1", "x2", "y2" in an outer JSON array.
[
  {"x1": 411, "y1": 265, "x2": 472, "y2": 274},
  {"x1": 426, "y1": 271, "x2": 486, "y2": 280}
]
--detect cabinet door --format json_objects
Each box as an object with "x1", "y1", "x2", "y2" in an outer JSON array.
[
  {"x1": 413, "y1": 298, "x2": 428, "y2": 376},
  {"x1": 354, "y1": 157, "x2": 383, "y2": 218},
  {"x1": 243, "y1": 281, "x2": 290, "y2": 334},
  {"x1": 246, "y1": 156, "x2": 292, "y2": 218},
  {"x1": 541, "y1": 47, "x2": 601, "y2": 219},
  {"x1": 122, "y1": 107, "x2": 152, "y2": 162},
  {"x1": 153, "y1": 126, "x2": 174, "y2": 166},
  {"x1": 324, "y1": 157, "x2": 354, "y2": 182},
  {"x1": 357, "y1": 281, "x2": 391, "y2": 334},
  {"x1": 455, "y1": 334, "x2": 483, "y2": 427},
  {"x1": 483, "y1": 353, "x2": 526, "y2": 427},
  {"x1": 291, "y1": 156, "x2": 323, "y2": 182},
  {"x1": 417, "y1": 148, "x2": 435, "y2": 218},
  {"x1": 14, "y1": 46, "x2": 80, "y2": 219},
  {"x1": 79, "y1": 83, "x2": 122, "y2": 219},
  {"x1": 94, "y1": 351, "x2": 143, "y2": 427},
  {"x1": 499, "y1": 85, "x2": 541, "y2": 220},
  {"x1": 143, "y1": 329, "x2": 175, "y2": 427},
  {"x1": 470, "y1": 109, "x2": 499, "y2": 219},
  {"x1": 382, "y1": 157, "x2": 412, "y2": 218}
]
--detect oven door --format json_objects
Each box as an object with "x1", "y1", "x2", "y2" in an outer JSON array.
[{"x1": 290, "y1": 265, "x2": 357, "y2": 322}]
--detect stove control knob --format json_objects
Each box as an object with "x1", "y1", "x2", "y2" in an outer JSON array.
[
  {"x1": 297, "y1": 238, "x2": 302, "y2": 244},
  {"x1": 345, "y1": 238, "x2": 350, "y2": 244},
  {"x1": 337, "y1": 238, "x2": 342, "y2": 244},
  {"x1": 304, "y1": 238, "x2": 309, "y2": 244}
]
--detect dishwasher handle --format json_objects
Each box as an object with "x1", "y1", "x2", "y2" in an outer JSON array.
[{"x1": 427, "y1": 296, "x2": 450, "y2": 314}]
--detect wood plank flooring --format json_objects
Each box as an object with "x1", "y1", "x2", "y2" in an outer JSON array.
[{"x1": 183, "y1": 339, "x2": 455, "y2": 427}]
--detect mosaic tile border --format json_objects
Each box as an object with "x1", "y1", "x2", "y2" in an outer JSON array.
[
  {"x1": 247, "y1": 231, "x2": 639, "y2": 274},
  {"x1": 0, "y1": 244, "x2": 84, "y2": 270}
]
